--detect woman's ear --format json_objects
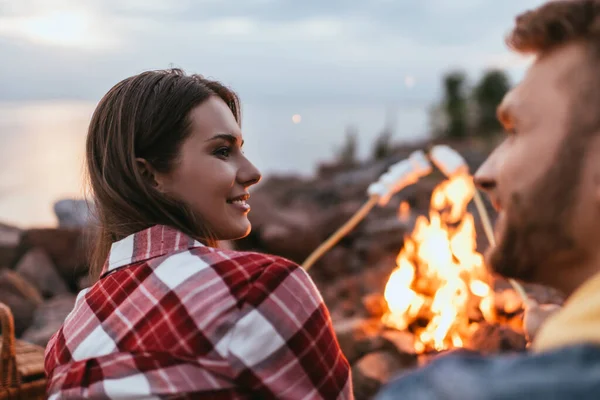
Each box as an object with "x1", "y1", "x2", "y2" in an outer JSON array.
[{"x1": 136, "y1": 158, "x2": 167, "y2": 192}]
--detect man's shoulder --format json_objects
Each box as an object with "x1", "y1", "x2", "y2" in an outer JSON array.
[{"x1": 376, "y1": 345, "x2": 600, "y2": 400}]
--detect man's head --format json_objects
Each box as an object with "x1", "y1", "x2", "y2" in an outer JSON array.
[{"x1": 474, "y1": 0, "x2": 600, "y2": 295}]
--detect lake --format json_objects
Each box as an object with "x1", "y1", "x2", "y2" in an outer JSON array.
[{"x1": 0, "y1": 100, "x2": 429, "y2": 227}]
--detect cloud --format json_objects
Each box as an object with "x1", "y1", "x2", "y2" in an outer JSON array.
[{"x1": 0, "y1": 0, "x2": 546, "y2": 102}]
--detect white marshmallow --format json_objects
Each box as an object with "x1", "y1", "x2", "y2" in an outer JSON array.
[
  {"x1": 367, "y1": 182, "x2": 387, "y2": 197},
  {"x1": 429, "y1": 145, "x2": 469, "y2": 177},
  {"x1": 409, "y1": 150, "x2": 432, "y2": 176},
  {"x1": 371, "y1": 151, "x2": 433, "y2": 206}
]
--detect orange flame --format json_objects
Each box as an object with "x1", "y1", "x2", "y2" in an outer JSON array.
[{"x1": 383, "y1": 175, "x2": 494, "y2": 352}]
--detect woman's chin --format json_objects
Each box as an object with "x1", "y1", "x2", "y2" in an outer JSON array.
[{"x1": 216, "y1": 220, "x2": 252, "y2": 241}]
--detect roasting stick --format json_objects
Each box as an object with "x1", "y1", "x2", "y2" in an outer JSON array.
[
  {"x1": 429, "y1": 145, "x2": 529, "y2": 303},
  {"x1": 302, "y1": 151, "x2": 432, "y2": 271},
  {"x1": 302, "y1": 196, "x2": 379, "y2": 271}
]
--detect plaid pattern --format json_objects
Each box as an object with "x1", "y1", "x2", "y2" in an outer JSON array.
[{"x1": 45, "y1": 225, "x2": 353, "y2": 399}]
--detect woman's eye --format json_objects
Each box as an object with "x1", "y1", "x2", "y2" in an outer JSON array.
[{"x1": 215, "y1": 147, "x2": 232, "y2": 158}]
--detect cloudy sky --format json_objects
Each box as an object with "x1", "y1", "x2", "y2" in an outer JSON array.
[
  {"x1": 0, "y1": 0, "x2": 550, "y2": 226},
  {"x1": 0, "y1": 0, "x2": 543, "y2": 104}
]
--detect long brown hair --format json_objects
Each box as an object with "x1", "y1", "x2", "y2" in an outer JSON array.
[{"x1": 86, "y1": 68, "x2": 240, "y2": 279}]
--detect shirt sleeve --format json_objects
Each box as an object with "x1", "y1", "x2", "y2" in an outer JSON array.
[{"x1": 224, "y1": 256, "x2": 353, "y2": 399}]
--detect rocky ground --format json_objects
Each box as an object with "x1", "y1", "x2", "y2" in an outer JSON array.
[{"x1": 0, "y1": 139, "x2": 565, "y2": 399}]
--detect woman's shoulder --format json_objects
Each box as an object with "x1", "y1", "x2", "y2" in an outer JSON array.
[
  {"x1": 188, "y1": 247, "x2": 320, "y2": 300},
  {"x1": 189, "y1": 246, "x2": 301, "y2": 276}
]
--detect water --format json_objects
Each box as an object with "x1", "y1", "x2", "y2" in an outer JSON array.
[{"x1": 0, "y1": 100, "x2": 429, "y2": 227}]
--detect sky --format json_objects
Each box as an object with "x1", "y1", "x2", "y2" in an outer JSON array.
[
  {"x1": 0, "y1": 0, "x2": 544, "y2": 104},
  {"x1": 0, "y1": 0, "x2": 551, "y2": 227}
]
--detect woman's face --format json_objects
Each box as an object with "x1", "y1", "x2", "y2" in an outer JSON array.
[{"x1": 155, "y1": 96, "x2": 261, "y2": 240}]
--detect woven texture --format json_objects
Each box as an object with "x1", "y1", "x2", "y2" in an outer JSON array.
[{"x1": 0, "y1": 302, "x2": 46, "y2": 400}]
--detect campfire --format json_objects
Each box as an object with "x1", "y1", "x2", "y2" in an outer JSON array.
[{"x1": 382, "y1": 174, "x2": 496, "y2": 354}]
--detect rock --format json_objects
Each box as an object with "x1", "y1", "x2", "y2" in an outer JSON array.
[
  {"x1": 22, "y1": 294, "x2": 76, "y2": 346},
  {"x1": 15, "y1": 248, "x2": 69, "y2": 298},
  {"x1": 495, "y1": 288, "x2": 524, "y2": 315},
  {"x1": 54, "y1": 199, "x2": 95, "y2": 228},
  {"x1": 335, "y1": 317, "x2": 418, "y2": 370},
  {"x1": 381, "y1": 329, "x2": 417, "y2": 355},
  {"x1": 335, "y1": 318, "x2": 386, "y2": 364},
  {"x1": 311, "y1": 247, "x2": 348, "y2": 282},
  {"x1": 467, "y1": 322, "x2": 527, "y2": 354},
  {"x1": 360, "y1": 256, "x2": 397, "y2": 294},
  {"x1": 525, "y1": 283, "x2": 565, "y2": 306},
  {"x1": 494, "y1": 280, "x2": 565, "y2": 307},
  {"x1": 351, "y1": 365, "x2": 382, "y2": 400},
  {"x1": 523, "y1": 302, "x2": 561, "y2": 341},
  {"x1": 363, "y1": 293, "x2": 388, "y2": 319},
  {"x1": 0, "y1": 223, "x2": 21, "y2": 268},
  {"x1": 16, "y1": 228, "x2": 90, "y2": 291},
  {"x1": 356, "y1": 350, "x2": 410, "y2": 384},
  {"x1": 0, "y1": 269, "x2": 43, "y2": 336},
  {"x1": 237, "y1": 191, "x2": 323, "y2": 263}
]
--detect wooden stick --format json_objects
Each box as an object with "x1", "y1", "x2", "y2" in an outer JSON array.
[
  {"x1": 302, "y1": 195, "x2": 380, "y2": 271},
  {"x1": 472, "y1": 189, "x2": 529, "y2": 302}
]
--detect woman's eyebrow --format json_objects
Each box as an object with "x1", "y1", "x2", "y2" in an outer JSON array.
[{"x1": 205, "y1": 133, "x2": 244, "y2": 146}]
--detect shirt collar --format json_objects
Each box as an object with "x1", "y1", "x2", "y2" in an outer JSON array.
[{"x1": 100, "y1": 225, "x2": 205, "y2": 278}]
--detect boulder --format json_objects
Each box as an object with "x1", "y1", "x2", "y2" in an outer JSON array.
[
  {"x1": 356, "y1": 350, "x2": 412, "y2": 384},
  {"x1": 467, "y1": 322, "x2": 528, "y2": 354},
  {"x1": 0, "y1": 223, "x2": 21, "y2": 267},
  {"x1": 54, "y1": 199, "x2": 95, "y2": 228},
  {"x1": 351, "y1": 365, "x2": 382, "y2": 400},
  {"x1": 0, "y1": 269, "x2": 43, "y2": 336},
  {"x1": 238, "y1": 191, "x2": 322, "y2": 263},
  {"x1": 22, "y1": 294, "x2": 76, "y2": 346},
  {"x1": 16, "y1": 228, "x2": 90, "y2": 291},
  {"x1": 15, "y1": 248, "x2": 69, "y2": 298}
]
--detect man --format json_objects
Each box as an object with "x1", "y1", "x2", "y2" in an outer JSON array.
[{"x1": 376, "y1": 0, "x2": 600, "y2": 398}]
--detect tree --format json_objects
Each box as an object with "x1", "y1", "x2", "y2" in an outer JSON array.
[
  {"x1": 443, "y1": 71, "x2": 469, "y2": 138},
  {"x1": 473, "y1": 69, "x2": 511, "y2": 136},
  {"x1": 372, "y1": 128, "x2": 393, "y2": 160},
  {"x1": 371, "y1": 108, "x2": 396, "y2": 160},
  {"x1": 337, "y1": 126, "x2": 358, "y2": 166}
]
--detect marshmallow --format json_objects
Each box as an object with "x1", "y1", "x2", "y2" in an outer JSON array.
[
  {"x1": 367, "y1": 182, "x2": 387, "y2": 197},
  {"x1": 429, "y1": 145, "x2": 469, "y2": 177},
  {"x1": 409, "y1": 150, "x2": 432, "y2": 176},
  {"x1": 369, "y1": 150, "x2": 433, "y2": 205}
]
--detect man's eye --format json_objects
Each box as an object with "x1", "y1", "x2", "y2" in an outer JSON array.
[{"x1": 215, "y1": 147, "x2": 231, "y2": 158}]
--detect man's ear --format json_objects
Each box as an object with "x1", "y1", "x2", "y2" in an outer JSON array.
[{"x1": 136, "y1": 158, "x2": 167, "y2": 192}]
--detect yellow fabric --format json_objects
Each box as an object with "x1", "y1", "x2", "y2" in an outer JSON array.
[{"x1": 533, "y1": 271, "x2": 600, "y2": 352}]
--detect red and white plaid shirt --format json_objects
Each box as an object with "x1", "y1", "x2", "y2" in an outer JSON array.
[{"x1": 45, "y1": 225, "x2": 353, "y2": 399}]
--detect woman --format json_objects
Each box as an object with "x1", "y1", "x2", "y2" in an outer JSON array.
[{"x1": 44, "y1": 69, "x2": 353, "y2": 399}]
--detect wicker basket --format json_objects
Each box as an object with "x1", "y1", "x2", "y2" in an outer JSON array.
[{"x1": 0, "y1": 302, "x2": 47, "y2": 399}]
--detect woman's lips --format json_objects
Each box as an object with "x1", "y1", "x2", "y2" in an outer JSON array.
[{"x1": 228, "y1": 199, "x2": 250, "y2": 212}]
